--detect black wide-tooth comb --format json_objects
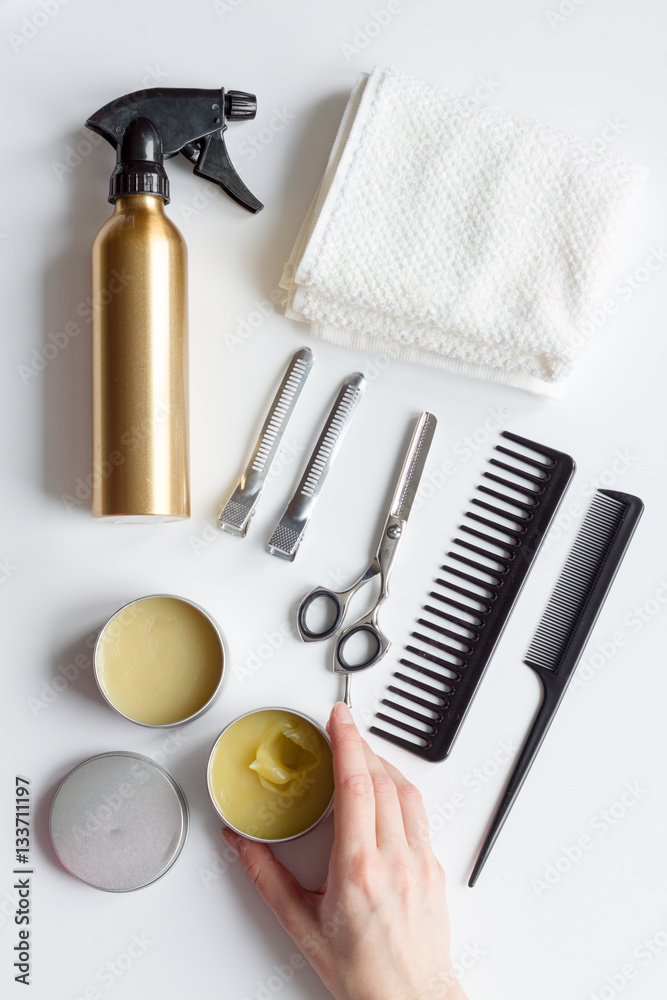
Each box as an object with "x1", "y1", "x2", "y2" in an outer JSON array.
[
  {"x1": 469, "y1": 489, "x2": 644, "y2": 886},
  {"x1": 370, "y1": 431, "x2": 575, "y2": 762}
]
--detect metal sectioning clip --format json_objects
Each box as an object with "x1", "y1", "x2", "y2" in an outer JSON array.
[
  {"x1": 218, "y1": 348, "x2": 315, "y2": 537},
  {"x1": 267, "y1": 372, "x2": 366, "y2": 561}
]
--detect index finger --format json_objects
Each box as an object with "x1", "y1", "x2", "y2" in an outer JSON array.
[{"x1": 328, "y1": 701, "x2": 376, "y2": 855}]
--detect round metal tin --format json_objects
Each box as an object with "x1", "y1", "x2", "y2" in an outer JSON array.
[
  {"x1": 94, "y1": 594, "x2": 228, "y2": 728},
  {"x1": 50, "y1": 752, "x2": 189, "y2": 892},
  {"x1": 207, "y1": 706, "x2": 334, "y2": 844}
]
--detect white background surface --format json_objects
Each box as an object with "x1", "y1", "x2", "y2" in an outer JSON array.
[{"x1": 2, "y1": 1, "x2": 666, "y2": 998}]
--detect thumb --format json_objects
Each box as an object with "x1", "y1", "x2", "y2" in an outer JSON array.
[{"x1": 222, "y1": 828, "x2": 317, "y2": 939}]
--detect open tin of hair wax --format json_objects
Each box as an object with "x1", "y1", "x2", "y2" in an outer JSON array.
[
  {"x1": 207, "y1": 708, "x2": 335, "y2": 843},
  {"x1": 49, "y1": 752, "x2": 188, "y2": 892},
  {"x1": 94, "y1": 594, "x2": 227, "y2": 727}
]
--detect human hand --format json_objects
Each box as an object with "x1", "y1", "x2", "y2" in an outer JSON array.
[{"x1": 222, "y1": 701, "x2": 468, "y2": 1000}]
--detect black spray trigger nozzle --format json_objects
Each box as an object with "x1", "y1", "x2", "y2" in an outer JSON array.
[{"x1": 86, "y1": 86, "x2": 263, "y2": 213}]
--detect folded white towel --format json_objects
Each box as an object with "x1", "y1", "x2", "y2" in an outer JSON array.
[{"x1": 281, "y1": 67, "x2": 646, "y2": 397}]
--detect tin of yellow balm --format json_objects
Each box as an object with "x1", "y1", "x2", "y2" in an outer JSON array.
[
  {"x1": 95, "y1": 595, "x2": 226, "y2": 727},
  {"x1": 207, "y1": 709, "x2": 334, "y2": 842}
]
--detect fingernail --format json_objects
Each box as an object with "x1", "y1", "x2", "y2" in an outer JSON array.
[{"x1": 333, "y1": 701, "x2": 353, "y2": 724}]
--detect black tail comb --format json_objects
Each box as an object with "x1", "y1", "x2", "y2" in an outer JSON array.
[
  {"x1": 469, "y1": 489, "x2": 644, "y2": 886},
  {"x1": 370, "y1": 431, "x2": 575, "y2": 762}
]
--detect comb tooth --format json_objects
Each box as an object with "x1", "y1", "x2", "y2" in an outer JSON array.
[
  {"x1": 411, "y1": 630, "x2": 469, "y2": 663},
  {"x1": 459, "y1": 523, "x2": 518, "y2": 555},
  {"x1": 465, "y1": 511, "x2": 526, "y2": 540},
  {"x1": 375, "y1": 713, "x2": 434, "y2": 739},
  {"x1": 489, "y1": 457, "x2": 549, "y2": 486},
  {"x1": 416, "y1": 617, "x2": 475, "y2": 653},
  {"x1": 476, "y1": 483, "x2": 537, "y2": 512},
  {"x1": 433, "y1": 577, "x2": 494, "y2": 610},
  {"x1": 380, "y1": 699, "x2": 440, "y2": 728},
  {"x1": 387, "y1": 684, "x2": 449, "y2": 711},
  {"x1": 396, "y1": 665, "x2": 457, "y2": 696},
  {"x1": 427, "y1": 591, "x2": 487, "y2": 625},
  {"x1": 448, "y1": 551, "x2": 506, "y2": 583},
  {"x1": 494, "y1": 443, "x2": 555, "y2": 472},
  {"x1": 455, "y1": 537, "x2": 514, "y2": 568},
  {"x1": 370, "y1": 725, "x2": 432, "y2": 751},
  {"x1": 404, "y1": 645, "x2": 463, "y2": 674},
  {"x1": 471, "y1": 497, "x2": 533, "y2": 526},
  {"x1": 440, "y1": 563, "x2": 501, "y2": 594},
  {"x1": 483, "y1": 471, "x2": 543, "y2": 498},
  {"x1": 422, "y1": 603, "x2": 482, "y2": 636}
]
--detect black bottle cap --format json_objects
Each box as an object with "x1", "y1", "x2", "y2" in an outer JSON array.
[{"x1": 109, "y1": 117, "x2": 170, "y2": 203}]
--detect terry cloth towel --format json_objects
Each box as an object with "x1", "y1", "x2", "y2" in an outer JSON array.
[{"x1": 280, "y1": 67, "x2": 647, "y2": 397}]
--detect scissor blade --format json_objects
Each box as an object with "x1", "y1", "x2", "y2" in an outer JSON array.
[{"x1": 390, "y1": 412, "x2": 437, "y2": 521}]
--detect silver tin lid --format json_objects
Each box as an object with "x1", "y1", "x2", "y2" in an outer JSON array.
[{"x1": 50, "y1": 752, "x2": 189, "y2": 892}]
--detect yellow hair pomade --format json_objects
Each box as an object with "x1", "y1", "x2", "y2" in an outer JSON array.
[
  {"x1": 95, "y1": 595, "x2": 225, "y2": 726},
  {"x1": 207, "y1": 709, "x2": 334, "y2": 841}
]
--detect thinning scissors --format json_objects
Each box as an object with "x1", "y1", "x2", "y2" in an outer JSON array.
[{"x1": 296, "y1": 411, "x2": 437, "y2": 706}]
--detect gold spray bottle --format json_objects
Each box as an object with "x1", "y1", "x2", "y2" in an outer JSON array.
[{"x1": 86, "y1": 88, "x2": 262, "y2": 521}]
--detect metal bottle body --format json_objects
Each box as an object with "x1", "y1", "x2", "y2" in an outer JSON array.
[{"x1": 92, "y1": 194, "x2": 189, "y2": 521}]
